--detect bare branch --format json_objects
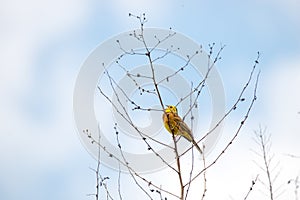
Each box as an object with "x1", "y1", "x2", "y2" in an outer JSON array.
[
  {"x1": 185, "y1": 67, "x2": 260, "y2": 185},
  {"x1": 253, "y1": 126, "x2": 284, "y2": 200},
  {"x1": 254, "y1": 127, "x2": 274, "y2": 200},
  {"x1": 181, "y1": 52, "x2": 260, "y2": 157},
  {"x1": 85, "y1": 128, "x2": 180, "y2": 199},
  {"x1": 200, "y1": 146, "x2": 208, "y2": 200},
  {"x1": 244, "y1": 175, "x2": 259, "y2": 200}
]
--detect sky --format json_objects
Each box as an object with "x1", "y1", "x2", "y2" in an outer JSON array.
[{"x1": 1, "y1": 0, "x2": 300, "y2": 199}]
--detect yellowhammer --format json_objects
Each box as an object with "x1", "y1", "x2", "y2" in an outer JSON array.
[{"x1": 163, "y1": 105, "x2": 202, "y2": 154}]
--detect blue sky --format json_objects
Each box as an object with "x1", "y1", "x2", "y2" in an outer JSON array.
[{"x1": 1, "y1": 0, "x2": 300, "y2": 199}]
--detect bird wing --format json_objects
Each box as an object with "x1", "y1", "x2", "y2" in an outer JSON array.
[
  {"x1": 173, "y1": 115, "x2": 203, "y2": 154},
  {"x1": 173, "y1": 115, "x2": 193, "y2": 141}
]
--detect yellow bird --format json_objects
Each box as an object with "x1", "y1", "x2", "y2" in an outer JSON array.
[{"x1": 163, "y1": 105, "x2": 202, "y2": 154}]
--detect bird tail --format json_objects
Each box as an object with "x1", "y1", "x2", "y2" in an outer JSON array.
[
  {"x1": 191, "y1": 139, "x2": 203, "y2": 154},
  {"x1": 181, "y1": 132, "x2": 203, "y2": 154}
]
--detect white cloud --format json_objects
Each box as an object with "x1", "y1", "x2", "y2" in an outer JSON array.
[
  {"x1": 252, "y1": 0, "x2": 300, "y2": 23},
  {"x1": 0, "y1": 0, "x2": 89, "y2": 93},
  {"x1": 264, "y1": 60, "x2": 300, "y2": 159},
  {"x1": 0, "y1": 0, "x2": 90, "y2": 129},
  {"x1": 0, "y1": 0, "x2": 89, "y2": 36},
  {"x1": 273, "y1": 0, "x2": 300, "y2": 22},
  {"x1": 1, "y1": 1, "x2": 299, "y2": 199},
  {"x1": 0, "y1": 46, "x2": 91, "y2": 200},
  {"x1": 0, "y1": 1, "x2": 92, "y2": 199}
]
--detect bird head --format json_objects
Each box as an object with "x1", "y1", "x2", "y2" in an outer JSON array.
[{"x1": 164, "y1": 105, "x2": 178, "y2": 114}]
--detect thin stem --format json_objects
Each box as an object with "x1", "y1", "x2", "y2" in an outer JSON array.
[
  {"x1": 257, "y1": 130, "x2": 274, "y2": 200},
  {"x1": 201, "y1": 146, "x2": 207, "y2": 200},
  {"x1": 172, "y1": 133, "x2": 184, "y2": 200},
  {"x1": 244, "y1": 174, "x2": 259, "y2": 200}
]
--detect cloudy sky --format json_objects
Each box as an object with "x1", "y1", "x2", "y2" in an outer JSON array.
[{"x1": 1, "y1": 0, "x2": 300, "y2": 199}]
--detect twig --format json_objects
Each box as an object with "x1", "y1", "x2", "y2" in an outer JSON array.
[
  {"x1": 95, "y1": 132, "x2": 101, "y2": 200},
  {"x1": 114, "y1": 124, "x2": 153, "y2": 199},
  {"x1": 201, "y1": 145, "x2": 207, "y2": 200},
  {"x1": 157, "y1": 50, "x2": 200, "y2": 85},
  {"x1": 118, "y1": 162, "x2": 123, "y2": 200},
  {"x1": 254, "y1": 127, "x2": 274, "y2": 200},
  {"x1": 244, "y1": 174, "x2": 259, "y2": 200},
  {"x1": 284, "y1": 154, "x2": 300, "y2": 159},
  {"x1": 86, "y1": 126, "x2": 104, "y2": 200},
  {"x1": 184, "y1": 83, "x2": 196, "y2": 200}
]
